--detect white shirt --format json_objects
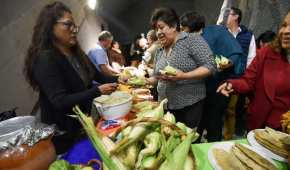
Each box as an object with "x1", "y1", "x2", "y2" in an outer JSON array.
[{"x1": 229, "y1": 27, "x2": 256, "y2": 67}]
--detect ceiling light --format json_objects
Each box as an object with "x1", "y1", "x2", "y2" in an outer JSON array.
[{"x1": 88, "y1": 0, "x2": 96, "y2": 10}]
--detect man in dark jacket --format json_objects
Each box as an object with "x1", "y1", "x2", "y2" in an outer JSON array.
[{"x1": 227, "y1": 7, "x2": 256, "y2": 70}]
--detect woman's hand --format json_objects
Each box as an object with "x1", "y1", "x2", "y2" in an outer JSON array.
[
  {"x1": 216, "y1": 82, "x2": 234, "y2": 97},
  {"x1": 98, "y1": 83, "x2": 118, "y2": 94}
]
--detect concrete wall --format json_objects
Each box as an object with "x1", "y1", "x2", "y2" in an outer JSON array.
[
  {"x1": 100, "y1": 0, "x2": 289, "y2": 44},
  {"x1": 210, "y1": 0, "x2": 290, "y2": 37},
  {"x1": 99, "y1": 0, "x2": 198, "y2": 44},
  {"x1": 0, "y1": 0, "x2": 103, "y2": 115},
  {"x1": 236, "y1": 0, "x2": 290, "y2": 36},
  {"x1": 192, "y1": 0, "x2": 224, "y2": 26}
]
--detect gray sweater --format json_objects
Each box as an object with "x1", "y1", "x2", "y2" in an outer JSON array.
[{"x1": 154, "y1": 32, "x2": 216, "y2": 109}]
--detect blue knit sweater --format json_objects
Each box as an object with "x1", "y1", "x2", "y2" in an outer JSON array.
[
  {"x1": 201, "y1": 25, "x2": 243, "y2": 94},
  {"x1": 236, "y1": 25, "x2": 253, "y2": 73}
]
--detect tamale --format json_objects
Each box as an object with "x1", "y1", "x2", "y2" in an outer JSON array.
[
  {"x1": 235, "y1": 144, "x2": 277, "y2": 170},
  {"x1": 254, "y1": 130, "x2": 289, "y2": 158},
  {"x1": 231, "y1": 146, "x2": 265, "y2": 170},
  {"x1": 212, "y1": 148, "x2": 246, "y2": 170},
  {"x1": 265, "y1": 127, "x2": 289, "y2": 141}
]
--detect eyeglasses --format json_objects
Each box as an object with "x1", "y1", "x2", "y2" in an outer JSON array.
[{"x1": 57, "y1": 20, "x2": 79, "y2": 32}]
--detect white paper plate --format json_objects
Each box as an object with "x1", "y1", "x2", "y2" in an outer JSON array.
[
  {"x1": 208, "y1": 142, "x2": 277, "y2": 170},
  {"x1": 247, "y1": 129, "x2": 288, "y2": 162}
]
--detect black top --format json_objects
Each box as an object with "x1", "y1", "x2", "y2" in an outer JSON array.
[{"x1": 32, "y1": 48, "x2": 117, "y2": 134}]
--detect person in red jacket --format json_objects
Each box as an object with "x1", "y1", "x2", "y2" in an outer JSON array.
[{"x1": 217, "y1": 11, "x2": 290, "y2": 130}]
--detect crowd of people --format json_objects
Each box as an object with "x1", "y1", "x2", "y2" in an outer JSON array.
[{"x1": 23, "y1": 1, "x2": 290, "y2": 154}]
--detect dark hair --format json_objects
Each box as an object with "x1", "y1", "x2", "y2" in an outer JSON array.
[
  {"x1": 24, "y1": 1, "x2": 94, "y2": 90},
  {"x1": 180, "y1": 11, "x2": 205, "y2": 32},
  {"x1": 98, "y1": 31, "x2": 113, "y2": 41},
  {"x1": 256, "y1": 30, "x2": 276, "y2": 48},
  {"x1": 134, "y1": 36, "x2": 142, "y2": 50},
  {"x1": 111, "y1": 40, "x2": 118, "y2": 46},
  {"x1": 150, "y1": 8, "x2": 180, "y2": 31},
  {"x1": 231, "y1": 7, "x2": 242, "y2": 24},
  {"x1": 111, "y1": 40, "x2": 121, "y2": 49}
]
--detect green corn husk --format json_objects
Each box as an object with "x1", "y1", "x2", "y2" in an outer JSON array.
[
  {"x1": 215, "y1": 56, "x2": 221, "y2": 65},
  {"x1": 176, "y1": 122, "x2": 194, "y2": 135},
  {"x1": 121, "y1": 126, "x2": 133, "y2": 138},
  {"x1": 164, "y1": 133, "x2": 181, "y2": 158},
  {"x1": 120, "y1": 143, "x2": 139, "y2": 168},
  {"x1": 102, "y1": 163, "x2": 109, "y2": 170},
  {"x1": 141, "y1": 132, "x2": 167, "y2": 170},
  {"x1": 73, "y1": 106, "x2": 128, "y2": 170},
  {"x1": 81, "y1": 167, "x2": 94, "y2": 170},
  {"x1": 111, "y1": 99, "x2": 168, "y2": 153},
  {"x1": 161, "y1": 112, "x2": 176, "y2": 136},
  {"x1": 49, "y1": 159, "x2": 94, "y2": 170},
  {"x1": 115, "y1": 125, "x2": 133, "y2": 142},
  {"x1": 163, "y1": 112, "x2": 176, "y2": 123},
  {"x1": 159, "y1": 133, "x2": 195, "y2": 170},
  {"x1": 183, "y1": 150, "x2": 195, "y2": 170},
  {"x1": 136, "y1": 132, "x2": 162, "y2": 168},
  {"x1": 128, "y1": 77, "x2": 146, "y2": 86},
  {"x1": 142, "y1": 155, "x2": 157, "y2": 169},
  {"x1": 176, "y1": 122, "x2": 187, "y2": 132},
  {"x1": 137, "y1": 99, "x2": 167, "y2": 119},
  {"x1": 142, "y1": 99, "x2": 168, "y2": 118},
  {"x1": 49, "y1": 160, "x2": 70, "y2": 170},
  {"x1": 133, "y1": 101, "x2": 155, "y2": 112},
  {"x1": 165, "y1": 65, "x2": 177, "y2": 75},
  {"x1": 160, "y1": 65, "x2": 177, "y2": 76},
  {"x1": 112, "y1": 122, "x2": 151, "y2": 154}
]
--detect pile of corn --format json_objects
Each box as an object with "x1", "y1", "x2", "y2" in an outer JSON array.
[{"x1": 73, "y1": 98, "x2": 199, "y2": 170}]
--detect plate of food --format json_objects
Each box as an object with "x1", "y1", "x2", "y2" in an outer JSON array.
[
  {"x1": 247, "y1": 127, "x2": 289, "y2": 162},
  {"x1": 208, "y1": 142, "x2": 277, "y2": 170}
]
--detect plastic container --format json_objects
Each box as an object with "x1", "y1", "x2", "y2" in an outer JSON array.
[{"x1": 93, "y1": 91, "x2": 132, "y2": 120}]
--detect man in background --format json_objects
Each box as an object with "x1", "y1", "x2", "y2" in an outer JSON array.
[
  {"x1": 224, "y1": 7, "x2": 257, "y2": 139},
  {"x1": 88, "y1": 31, "x2": 119, "y2": 77}
]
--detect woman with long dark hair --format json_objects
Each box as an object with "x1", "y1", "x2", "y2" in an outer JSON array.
[{"x1": 24, "y1": 1, "x2": 117, "y2": 154}]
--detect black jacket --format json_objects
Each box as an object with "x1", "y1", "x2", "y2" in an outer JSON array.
[{"x1": 33, "y1": 49, "x2": 117, "y2": 134}]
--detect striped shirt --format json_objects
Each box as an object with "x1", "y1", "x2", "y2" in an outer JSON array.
[{"x1": 154, "y1": 32, "x2": 216, "y2": 109}]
